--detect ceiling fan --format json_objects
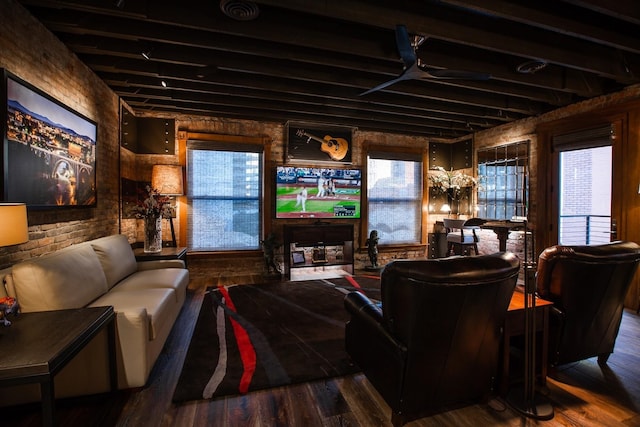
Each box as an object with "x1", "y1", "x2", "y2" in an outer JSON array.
[{"x1": 360, "y1": 25, "x2": 491, "y2": 96}]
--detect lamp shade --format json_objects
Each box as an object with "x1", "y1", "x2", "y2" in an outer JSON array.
[
  {"x1": 151, "y1": 165, "x2": 184, "y2": 195},
  {"x1": 0, "y1": 203, "x2": 29, "y2": 246}
]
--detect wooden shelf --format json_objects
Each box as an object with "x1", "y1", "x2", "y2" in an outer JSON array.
[{"x1": 283, "y1": 224, "x2": 354, "y2": 280}]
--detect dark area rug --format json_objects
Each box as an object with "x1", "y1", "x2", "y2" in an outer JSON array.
[{"x1": 172, "y1": 275, "x2": 380, "y2": 403}]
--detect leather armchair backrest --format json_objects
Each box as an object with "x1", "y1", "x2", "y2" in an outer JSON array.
[
  {"x1": 380, "y1": 252, "x2": 520, "y2": 407},
  {"x1": 536, "y1": 241, "x2": 640, "y2": 364},
  {"x1": 537, "y1": 241, "x2": 640, "y2": 299}
]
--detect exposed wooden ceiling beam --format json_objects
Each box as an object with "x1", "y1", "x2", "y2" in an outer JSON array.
[{"x1": 16, "y1": 0, "x2": 640, "y2": 141}]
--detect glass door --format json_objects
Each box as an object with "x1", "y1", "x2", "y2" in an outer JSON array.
[{"x1": 558, "y1": 146, "x2": 612, "y2": 244}]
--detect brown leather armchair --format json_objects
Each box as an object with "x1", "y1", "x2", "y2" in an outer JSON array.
[
  {"x1": 536, "y1": 241, "x2": 640, "y2": 367},
  {"x1": 344, "y1": 252, "x2": 520, "y2": 426}
]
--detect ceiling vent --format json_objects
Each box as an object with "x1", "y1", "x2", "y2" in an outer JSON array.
[
  {"x1": 516, "y1": 60, "x2": 548, "y2": 74},
  {"x1": 220, "y1": 0, "x2": 260, "y2": 21}
]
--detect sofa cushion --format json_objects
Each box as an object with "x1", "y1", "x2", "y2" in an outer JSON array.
[
  {"x1": 90, "y1": 235, "x2": 138, "y2": 289},
  {"x1": 11, "y1": 243, "x2": 108, "y2": 312},
  {"x1": 110, "y1": 268, "x2": 189, "y2": 303},
  {"x1": 90, "y1": 288, "x2": 176, "y2": 341}
]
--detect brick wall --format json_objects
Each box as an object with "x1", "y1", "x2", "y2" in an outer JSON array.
[
  {"x1": 124, "y1": 115, "x2": 431, "y2": 279},
  {"x1": 0, "y1": 1, "x2": 120, "y2": 269}
]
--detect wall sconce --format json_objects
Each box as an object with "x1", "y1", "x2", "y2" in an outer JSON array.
[
  {"x1": 0, "y1": 203, "x2": 29, "y2": 247},
  {"x1": 152, "y1": 165, "x2": 184, "y2": 247}
]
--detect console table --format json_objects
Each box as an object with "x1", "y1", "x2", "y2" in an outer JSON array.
[
  {"x1": 283, "y1": 223, "x2": 354, "y2": 280},
  {"x1": 133, "y1": 246, "x2": 187, "y2": 263},
  {"x1": 0, "y1": 306, "x2": 117, "y2": 427},
  {"x1": 481, "y1": 220, "x2": 525, "y2": 252},
  {"x1": 428, "y1": 221, "x2": 448, "y2": 258}
]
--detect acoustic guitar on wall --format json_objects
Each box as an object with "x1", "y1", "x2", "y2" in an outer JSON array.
[{"x1": 295, "y1": 129, "x2": 349, "y2": 161}]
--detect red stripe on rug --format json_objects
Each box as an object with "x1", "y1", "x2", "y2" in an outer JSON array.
[
  {"x1": 345, "y1": 275, "x2": 362, "y2": 291},
  {"x1": 218, "y1": 286, "x2": 256, "y2": 393}
]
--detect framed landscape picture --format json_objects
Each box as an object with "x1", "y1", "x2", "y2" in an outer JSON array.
[{"x1": 2, "y1": 70, "x2": 97, "y2": 208}]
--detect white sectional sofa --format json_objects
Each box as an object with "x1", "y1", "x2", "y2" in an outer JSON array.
[{"x1": 0, "y1": 234, "x2": 189, "y2": 405}]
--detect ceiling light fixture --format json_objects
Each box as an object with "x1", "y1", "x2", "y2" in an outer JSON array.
[
  {"x1": 220, "y1": 0, "x2": 260, "y2": 21},
  {"x1": 517, "y1": 60, "x2": 548, "y2": 74},
  {"x1": 141, "y1": 51, "x2": 151, "y2": 60},
  {"x1": 161, "y1": 80, "x2": 167, "y2": 88}
]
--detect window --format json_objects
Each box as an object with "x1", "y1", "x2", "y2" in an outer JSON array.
[
  {"x1": 187, "y1": 141, "x2": 262, "y2": 251},
  {"x1": 554, "y1": 125, "x2": 614, "y2": 245},
  {"x1": 477, "y1": 141, "x2": 528, "y2": 220},
  {"x1": 367, "y1": 151, "x2": 423, "y2": 245}
]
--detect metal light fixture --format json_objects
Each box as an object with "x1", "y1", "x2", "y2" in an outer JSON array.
[
  {"x1": 441, "y1": 203, "x2": 451, "y2": 217},
  {"x1": 152, "y1": 165, "x2": 184, "y2": 247}
]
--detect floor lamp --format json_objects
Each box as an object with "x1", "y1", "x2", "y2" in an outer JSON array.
[
  {"x1": 507, "y1": 218, "x2": 554, "y2": 420},
  {"x1": 152, "y1": 165, "x2": 184, "y2": 247}
]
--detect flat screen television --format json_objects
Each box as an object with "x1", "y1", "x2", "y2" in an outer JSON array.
[{"x1": 275, "y1": 166, "x2": 361, "y2": 219}]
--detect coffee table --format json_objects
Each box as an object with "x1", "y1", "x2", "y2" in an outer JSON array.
[{"x1": 0, "y1": 306, "x2": 117, "y2": 427}]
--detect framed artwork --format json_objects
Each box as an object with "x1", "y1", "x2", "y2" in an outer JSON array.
[
  {"x1": 2, "y1": 70, "x2": 97, "y2": 208},
  {"x1": 291, "y1": 250, "x2": 306, "y2": 265},
  {"x1": 312, "y1": 246, "x2": 327, "y2": 263},
  {"x1": 285, "y1": 121, "x2": 353, "y2": 163}
]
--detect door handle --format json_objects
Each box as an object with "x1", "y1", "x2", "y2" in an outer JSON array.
[{"x1": 611, "y1": 218, "x2": 617, "y2": 240}]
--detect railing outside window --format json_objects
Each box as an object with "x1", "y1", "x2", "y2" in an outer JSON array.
[{"x1": 559, "y1": 214, "x2": 611, "y2": 245}]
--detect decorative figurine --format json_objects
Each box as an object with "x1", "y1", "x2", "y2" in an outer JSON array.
[
  {"x1": 366, "y1": 230, "x2": 380, "y2": 270},
  {"x1": 0, "y1": 296, "x2": 20, "y2": 326},
  {"x1": 261, "y1": 232, "x2": 282, "y2": 276}
]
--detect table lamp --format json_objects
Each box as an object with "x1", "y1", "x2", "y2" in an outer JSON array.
[
  {"x1": 151, "y1": 165, "x2": 184, "y2": 247},
  {"x1": 0, "y1": 203, "x2": 29, "y2": 247}
]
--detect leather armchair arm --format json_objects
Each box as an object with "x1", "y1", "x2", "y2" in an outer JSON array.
[
  {"x1": 344, "y1": 291, "x2": 408, "y2": 411},
  {"x1": 546, "y1": 305, "x2": 566, "y2": 366},
  {"x1": 344, "y1": 291, "x2": 407, "y2": 355},
  {"x1": 345, "y1": 291, "x2": 382, "y2": 324}
]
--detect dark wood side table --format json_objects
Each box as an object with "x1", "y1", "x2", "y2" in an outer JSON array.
[
  {"x1": 0, "y1": 306, "x2": 117, "y2": 427},
  {"x1": 133, "y1": 246, "x2": 187, "y2": 263},
  {"x1": 500, "y1": 290, "x2": 553, "y2": 395}
]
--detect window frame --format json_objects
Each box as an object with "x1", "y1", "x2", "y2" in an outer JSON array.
[
  {"x1": 177, "y1": 131, "x2": 272, "y2": 255},
  {"x1": 361, "y1": 144, "x2": 428, "y2": 250},
  {"x1": 476, "y1": 141, "x2": 529, "y2": 221}
]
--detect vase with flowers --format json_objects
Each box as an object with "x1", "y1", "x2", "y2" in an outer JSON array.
[
  {"x1": 136, "y1": 185, "x2": 171, "y2": 253},
  {"x1": 428, "y1": 166, "x2": 477, "y2": 215}
]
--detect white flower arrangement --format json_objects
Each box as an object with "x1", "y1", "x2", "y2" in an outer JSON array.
[{"x1": 428, "y1": 166, "x2": 477, "y2": 201}]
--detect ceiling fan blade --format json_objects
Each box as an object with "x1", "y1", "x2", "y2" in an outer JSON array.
[
  {"x1": 359, "y1": 73, "x2": 412, "y2": 96},
  {"x1": 395, "y1": 24, "x2": 416, "y2": 68},
  {"x1": 425, "y1": 69, "x2": 491, "y2": 80}
]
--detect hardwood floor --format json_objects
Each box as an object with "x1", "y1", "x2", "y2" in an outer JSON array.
[{"x1": 5, "y1": 274, "x2": 640, "y2": 426}]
